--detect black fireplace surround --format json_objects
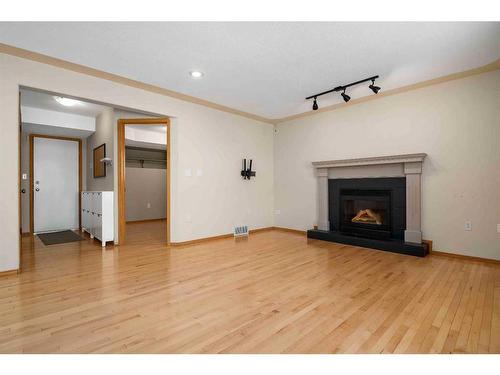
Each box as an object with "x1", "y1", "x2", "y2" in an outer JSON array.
[{"x1": 308, "y1": 177, "x2": 428, "y2": 257}]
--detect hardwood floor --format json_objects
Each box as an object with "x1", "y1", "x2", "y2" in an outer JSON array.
[{"x1": 1, "y1": 222, "x2": 499, "y2": 353}]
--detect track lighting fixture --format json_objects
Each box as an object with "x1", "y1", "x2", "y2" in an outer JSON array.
[
  {"x1": 369, "y1": 79, "x2": 381, "y2": 94},
  {"x1": 306, "y1": 75, "x2": 380, "y2": 109},
  {"x1": 341, "y1": 90, "x2": 350, "y2": 103}
]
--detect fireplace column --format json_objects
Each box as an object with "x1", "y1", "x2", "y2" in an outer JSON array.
[
  {"x1": 316, "y1": 167, "x2": 329, "y2": 231},
  {"x1": 404, "y1": 162, "x2": 423, "y2": 244}
]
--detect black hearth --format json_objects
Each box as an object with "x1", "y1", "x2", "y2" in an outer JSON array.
[{"x1": 308, "y1": 177, "x2": 428, "y2": 257}]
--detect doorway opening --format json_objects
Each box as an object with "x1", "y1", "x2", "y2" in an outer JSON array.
[
  {"x1": 117, "y1": 118, "x2": 170, "y2": 246},
  {"x1": 19, "y1": 87, "x2": 169, "y2": 269}
]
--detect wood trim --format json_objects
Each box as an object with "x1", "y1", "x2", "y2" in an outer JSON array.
[
  {"x1": 272, "y1": 226, "x2": 308, "y2": 235},
  {"x1": 422, "y1": 239, "x2": 433, "y2": 253},
  {"x1": 126, "y1": 218, "x2": 166, "y2": 224},
  {"x1": 249, "y1": 227, "x2": 275, "y2": 234},
  {"x1": 430, "y1": 250, "x2": 500, "y2": 265},
  {"x1": 0, "y1": 269, "x2": 19, "y2": 277},
  {"x1": 118, "y1": 118, "x2": 171, "y2": 246},
  {"x1": 92, "y1": 143, "x2": 106, "y2": 178},
  {"x1": 276, "y1": 59, "x2": 500, "y2": 123},
  {"x1": 0, "y1": 43, "x2": 273, "y2": 125},
  {"x1": 169, "y1": 227, "x2": 276, "y2": 246},
  {"x1": 29, "y1": 134, "x2": 82, "y2": 233},
  {"x1": 18, "y1": 91, "x2": 22, "y2": 272},
  {"x1": 2, "y1": 43, "x2": 497, "y2": 125},
  {"x1": 170, "y1": 233, "x2": 234, "y2": 247},
  {"x1": 29, "y1": 135, "x2": 33, "y2": 234}
]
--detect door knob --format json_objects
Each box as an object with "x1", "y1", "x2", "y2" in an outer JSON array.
[
  {"x1": 35, "y1": 188, "x2": 40, "y2": 192},
  {"x1": 21, "y1": 189, "x2": 26, "y2": 194}
]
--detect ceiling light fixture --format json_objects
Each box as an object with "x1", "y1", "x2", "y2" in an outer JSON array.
[
  {"x1": 54, "y1": 96, "x2": 80, "y2": 107},
  {"x1": 369, "y1": 79, "x2": 381, "y2": 94},
  {"x1": 312, "y1": 97, "x2": 318, "y2": 111},
  {"x1": 341, "y1": 90, "x2": 351, "y2": 103},
  {"x1": 189, "y1": 70, "x2": 204, "y2": 78},
  {"x1": 306, "y1": 75, "x2": 380, "y2": 110}
]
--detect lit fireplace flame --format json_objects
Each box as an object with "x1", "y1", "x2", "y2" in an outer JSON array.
[{"x1": 351, "y1": 209, "x2": 383, "y2": 225}]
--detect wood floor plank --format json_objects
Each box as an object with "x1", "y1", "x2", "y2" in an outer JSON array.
[{"x1": 0, "y1": 222, "x2": 499, "y2": 353}]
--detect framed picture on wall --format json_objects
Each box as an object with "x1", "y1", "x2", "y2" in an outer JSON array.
[{"x1": 93, "y1": 143, "x2": 106, "y2": 178}]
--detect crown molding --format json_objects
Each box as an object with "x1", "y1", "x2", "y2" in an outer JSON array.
[
  {"x1": 1, "y1": 43, "x2": 498, "y2": 126},
  {"x1": 0, "y1": 43, "x2": 275, "y2": 125},
  {"x1": 275, "y1": 59, "x2": 500, "y2": 124}
]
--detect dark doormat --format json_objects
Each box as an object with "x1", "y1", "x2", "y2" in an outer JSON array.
[{"x1": 37, "y1": 230, "x2": 85, "y2": 246}]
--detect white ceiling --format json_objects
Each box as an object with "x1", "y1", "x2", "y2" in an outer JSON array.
[
  {"x1": 20, "y1": 88, "x2": 109, "y2": 117},
  {"x1": 3, "y1": 22, "x2": 499, "y2": 119}
]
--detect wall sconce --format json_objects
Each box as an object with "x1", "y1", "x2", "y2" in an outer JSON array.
[
  {"x1": 241, "y1": 159, "x2": 256, "y2": 180},
  {"x1": 100, "y1": 157, "x2": 113, "y2": 167}
]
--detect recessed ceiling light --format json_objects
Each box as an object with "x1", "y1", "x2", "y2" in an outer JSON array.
[
  {"x1": 189, "y1": 71, "x2": 204, "y2": 79},
  {"x1": 54, "y1": 96, "x2": 80, "y2": 107}
]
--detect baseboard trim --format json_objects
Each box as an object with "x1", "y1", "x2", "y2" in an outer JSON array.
[
  {"x1": 249, "y1": 227, "x2": 275, "y2": 234},
  {"x1": 272, "y1": 226, "x2": 307, "y2": 235},
  {"x1": 0, "y1": 269, "x2": 19, "y2": 277},
  {"x1": 126, "y1": 218, "x2": 166, "y2": 224},
  {"x1": 422, "y1": 239, "x2": 433, "y2": 253},
  {"x1": 430, "y1": 250, "x2": 500, "y2": 265},
  {"x1": 170, "y1": 233, "x2": 234, "y2": 246},
  {"x1": 170, "y1": 227, "x2": 277, "y2": 246}
]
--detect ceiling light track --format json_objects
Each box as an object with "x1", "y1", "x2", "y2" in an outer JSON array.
[{"x1": 306, "y1": 75, "x2": 380, "y2": 110}]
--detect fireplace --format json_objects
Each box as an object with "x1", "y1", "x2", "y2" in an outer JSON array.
[
  {"x1": 329, "y1": 177, "x2": 406, "y2": 242},
  {"x1": 307, "y1": 153, "x2": 428, "y2": 257},
  {"x1": 340, "y1": 189, "x2": 391, "y2": 240}
]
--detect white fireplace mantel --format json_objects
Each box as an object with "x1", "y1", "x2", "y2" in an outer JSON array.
[{"x1": 312, "y1": 153, "x2": 427, "y2": 244}]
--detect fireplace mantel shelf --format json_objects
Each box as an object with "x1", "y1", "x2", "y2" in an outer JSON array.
[{"x1": 312, "y1": 153, "x2": 427, "y2": 169}]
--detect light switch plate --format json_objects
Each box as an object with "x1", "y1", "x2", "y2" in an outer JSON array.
[
  {"x1": 465, "y1": 220, "x2": 472, "y2": 231},
  {"x1": 147, "y1": 203, "x2": 151, "y2": 208},
  {"x1": 196, "y1": 169, "x2": 203, "y2": 176},
  {"x1": 184, "y1": 169, "x2": 192, "y2": 177}
]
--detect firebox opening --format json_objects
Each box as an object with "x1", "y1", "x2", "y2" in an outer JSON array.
[{"x1": 339, "y1": 189, "x2": 392, "y2": 240}]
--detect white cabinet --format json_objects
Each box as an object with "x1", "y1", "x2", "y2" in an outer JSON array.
[{"x1": 81, "y1": 191, "x2": 114, "y2": 247}]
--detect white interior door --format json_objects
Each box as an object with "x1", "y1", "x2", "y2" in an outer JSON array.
[{"x1": 33, "y1": 137, "x2": 79, "y2": 233}]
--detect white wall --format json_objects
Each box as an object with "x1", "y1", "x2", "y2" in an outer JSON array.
[
  {"x1": 125, "y1": 167, "x2": 166, "y2": 222},
  {"x1": 0, "y1": 52, "x2": 274, "y2": 272},
  {"x1": 274, "y1": 70, "x2": 500, "y2": 260}
]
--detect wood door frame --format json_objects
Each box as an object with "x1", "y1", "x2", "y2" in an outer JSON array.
[
  {"x1": 117, "y1": 118, "x2": 171, "y2": 246},
  {"x1": 29, "y1": 134, "x2": 83, "y2": 234}
]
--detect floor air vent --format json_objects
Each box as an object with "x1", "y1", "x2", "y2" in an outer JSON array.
[{"x1": 234, "y1": 225, "x2": 249, "y2": 236}]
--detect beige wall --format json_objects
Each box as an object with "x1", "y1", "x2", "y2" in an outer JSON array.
[
  {"x1": 0, "y1": 52, "x2": 274, "y2": 272},
  {"x1": 86, "y1": 108, "x2": 114, "y2": 191},
  {"x1": 274, "y1": 70, "x2": 500, "y2": 260},
  {"x1": 125, "y1": 167, "x2": 166, "y2": 222}
]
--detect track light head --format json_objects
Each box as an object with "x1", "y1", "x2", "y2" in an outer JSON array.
[
  {"x1": 341, "y1": 90, "x2": 350, "y2": 103},
  {"x1": 312, "y1": 97, "x2": 319, "y2": 111},
  {"x1": 369, "y1": 79, "x2": 381, "y2": 94}
]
